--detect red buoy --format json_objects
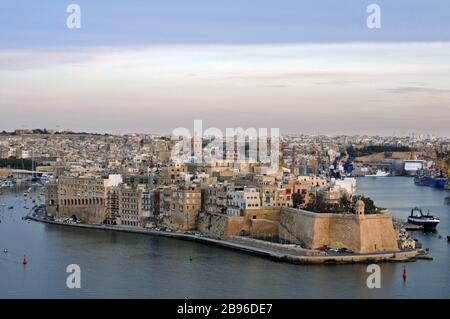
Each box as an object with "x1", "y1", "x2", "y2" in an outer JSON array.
[
  {"x1": 402, "y1": 266, "x2": 407, "y2": 281},
  {"x1": 23, "y1": 255, "x2": 27, "y2": 265}
]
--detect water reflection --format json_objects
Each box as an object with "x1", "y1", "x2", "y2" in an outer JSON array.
[{"x1": 0, "y1": 178, "x2": 449, "y2": 298}]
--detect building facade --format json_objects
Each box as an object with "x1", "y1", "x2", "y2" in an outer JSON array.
[{"x1": 45, "y1": 175, "x2": 107, "y2": 224}]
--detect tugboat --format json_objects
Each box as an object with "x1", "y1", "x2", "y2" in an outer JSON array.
[
  {"x1": 414, "y1": 170, "x2": 447, "y2": 189},
  {"x1": 407, "y1": 207, "x2": 440, "y2": 230}
]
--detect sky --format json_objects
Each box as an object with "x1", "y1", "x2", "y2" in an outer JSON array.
[{"x1": 1, "y1": 1, "x2": 450, "y2": 135}]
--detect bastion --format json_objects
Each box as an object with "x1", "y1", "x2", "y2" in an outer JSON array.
[
  {"x1": 279, "y1": 207, "x2": 399, "y2": 253},
  {"x1": 199, "y1": 201, "x2": 399, "y2": 254}
]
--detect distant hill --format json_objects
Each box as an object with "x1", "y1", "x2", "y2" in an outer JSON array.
[
  {"x1": 355, "y1": 152, "x2": 415, "y2": 163},
  {"x1": 347, "y1": 145, "x2": 412, "y2": 158}
]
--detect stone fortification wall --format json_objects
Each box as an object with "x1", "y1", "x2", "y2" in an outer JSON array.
[{"x1": 279, "y1": 208, "x2": 399, "y2": 253}]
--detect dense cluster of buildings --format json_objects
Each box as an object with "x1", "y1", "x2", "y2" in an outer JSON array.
[{"x1": 2, "y1": 129, "x2": 446, "y2": 253}]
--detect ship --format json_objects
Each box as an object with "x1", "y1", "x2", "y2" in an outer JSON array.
[
  {"x1": 407, "y1": 207, "x2": 440, "y2": 230},
  {"x1": 414, "y1": 170, "x2": 447, "y2": 189}
]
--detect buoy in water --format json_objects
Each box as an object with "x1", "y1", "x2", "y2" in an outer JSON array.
[
  {"x1": 402, "y1": 266, "x2": 407, "y2": 281},
  {"x1": 23, "y1": 255, "x2": 27, "y2": 265}
]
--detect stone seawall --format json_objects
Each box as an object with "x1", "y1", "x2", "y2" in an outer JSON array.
[
  {"x1": 198, "y1": 208, "x2": 281, "y2": 238},
  {"x1": 56, "y1": 205, "x2": 107, "y2": 225},
  {"x1": 197, "y1": 211, "x2": 245, "y2": 237}
]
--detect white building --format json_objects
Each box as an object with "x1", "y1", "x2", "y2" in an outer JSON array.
[
  {"x1": 226, "y1": 187, "x2": 261, "y2": 216},
  {"x1": 331, "y1": 177, "x2": 356, "y2": 196},
  {"x1": 106, "y1": 174, "x2": 123, "y2": 187},
  {"x1": 403, "y1": 160, "x2": 426, "y2": 176}
]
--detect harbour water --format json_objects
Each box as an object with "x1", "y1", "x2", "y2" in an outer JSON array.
[{"x1": 0, "y1": 177, "x2": 449, "y2": 298}]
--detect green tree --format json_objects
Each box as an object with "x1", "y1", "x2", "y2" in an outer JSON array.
[{"x1": 292, "y1": 192, "x2": 304, "y2": 208}]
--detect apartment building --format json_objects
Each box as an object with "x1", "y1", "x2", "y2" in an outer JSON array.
[
  {"x1": 297, "y1": 175, "x2": 328, "y2": 188},
  {"x1": 118, "y1": 185, "x2": 143, "y2": 227},
  {"x1": 226, "y1": 186, "x2": 261, "y2": 216},
  {"x1": 203, "y1": 183, "x2": 228, "y2": 214},
  {"x1": 105, "y1": 186, "x2": 120, "y2": 225},
  {"x1": 160, "y1": 185, "x2": 201, "y2": 230},
  {"x1": 159, "y1": 163, "x2": 188, "y2": 185}
]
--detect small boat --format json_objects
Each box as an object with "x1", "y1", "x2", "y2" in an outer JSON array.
[
  {"x1": 407, "y1": 207, "x2": 440, "y2": 230},
  {"x1": 366, "y1": 170, "x2": 390, "y2": 177},
  {"x1": 8, "y1": 206, "x2": 13, "y2": 210}
]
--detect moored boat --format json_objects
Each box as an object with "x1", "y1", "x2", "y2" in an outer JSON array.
[
  {"x1": 366, "y1": 170, "x2": 390, "y2": 177},
  {"x1": 407, "y1": 207, "x2": 440, "y2": 230},
  {"x1": 414, "y1": 170, "x2": 447, "y2": 188}
]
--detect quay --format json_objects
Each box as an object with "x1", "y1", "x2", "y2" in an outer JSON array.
[
  {"x1": 26, "y1": 210, "x2": 422, "y2": 265},
  {"x1": 404, "y1": 224, "x2": 424, "y2": 230}
]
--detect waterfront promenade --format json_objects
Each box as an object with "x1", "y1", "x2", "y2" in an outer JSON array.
[{"x1": 26, "y1": 210, "x2": 420, "y2": 265}]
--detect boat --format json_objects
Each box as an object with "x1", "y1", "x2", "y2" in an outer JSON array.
[
  {"x1": 407, "y1": 207, "x2": 440, "y2": 230},
  {"x1": 414, "y1": 176, "x2": 447, "y2": 188},
  {"x1": 0, "y1": 180, "x2": 15, "y2": 188},
  {"x1": 366, "y1": 169, "x2": 390, "y2": 177},
  {"x1": 414, "y1": 170, "x2": 447, "y2": 188}
]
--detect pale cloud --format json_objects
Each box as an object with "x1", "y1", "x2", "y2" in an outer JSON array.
[
  {"x1": 0, "y1": 42, "x2": 449, "y2": 135},
  {"x1": 0, "y1": 50, "x2": 98, "y2": 71},
  {"x1": 384, "y1": 86, "x2": 450, "y2": 95}
]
